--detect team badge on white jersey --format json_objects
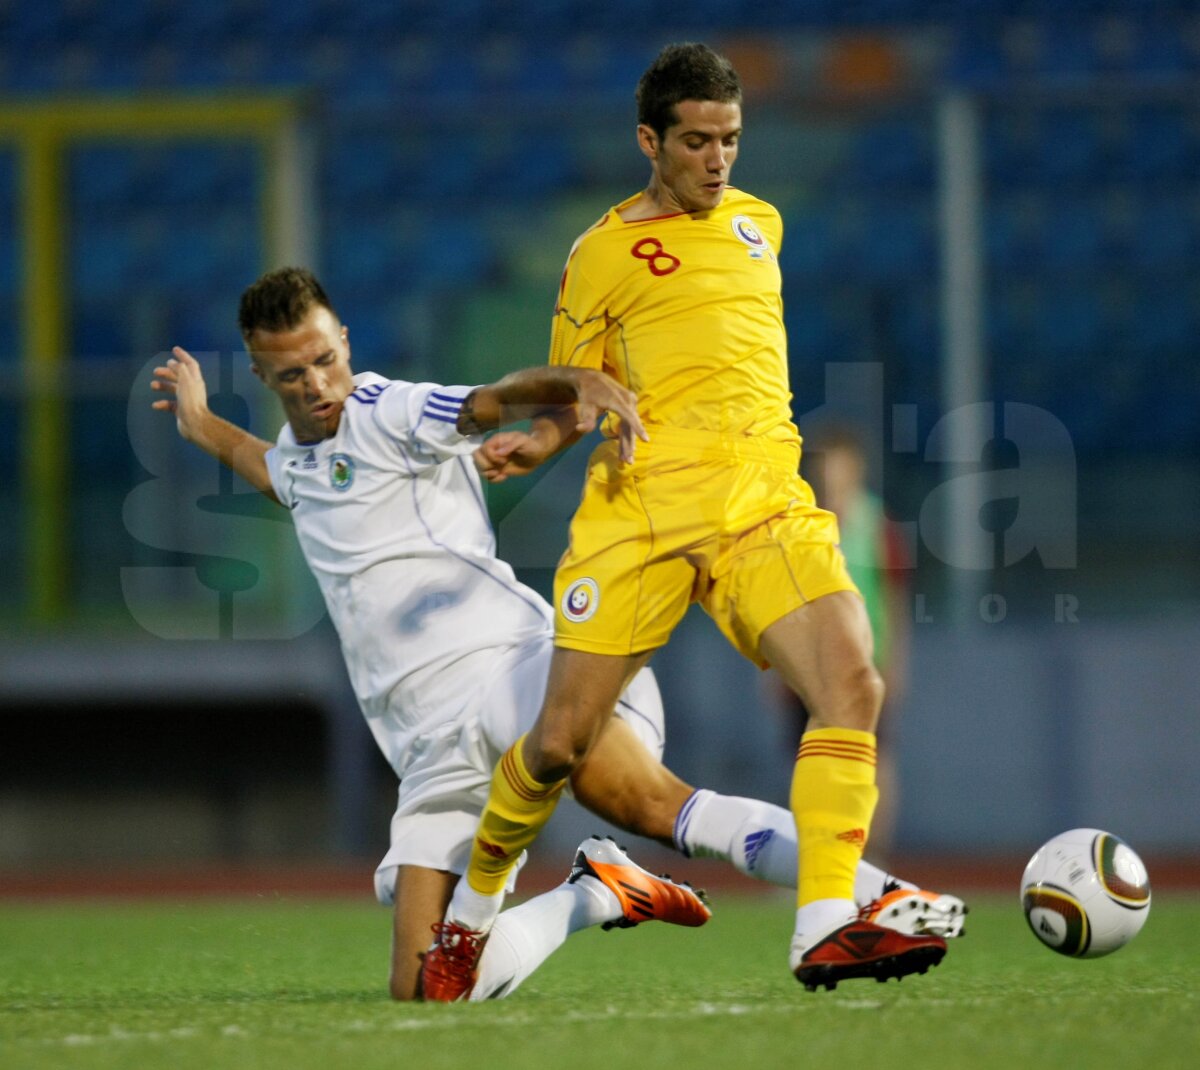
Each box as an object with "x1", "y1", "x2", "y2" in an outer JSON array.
[
  {"x1": 330, "y1": 452, "x2": 355, "y2": 491},
  {"x1": 561, "y1": 577, "x2": 600, "y2": 623}
]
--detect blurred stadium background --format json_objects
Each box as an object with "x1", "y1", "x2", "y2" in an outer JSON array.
[{"x1": 0, "y1": 0, "x2": 1197, "y2": 886}]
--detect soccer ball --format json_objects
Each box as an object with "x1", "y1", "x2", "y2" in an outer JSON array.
[{"x1": 1020, "y1": 828, "x2": 1151, "y2": 958}]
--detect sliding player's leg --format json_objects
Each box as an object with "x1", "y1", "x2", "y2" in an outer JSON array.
[
  {"x1": 385, "y1": 851, "x2": 708, "y2": 1003},
  {"x1": 468, "y1": 836, "x2": 709, "y2": 1001},
  {"x1": 388, "y1": 866, "x2": 457, "y2": 1001},
  {"x1": 576, "y1": 715, "x2": 964, "y2": 937}
]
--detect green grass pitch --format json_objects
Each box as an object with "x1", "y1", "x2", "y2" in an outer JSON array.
[{"x1": 2, "y1": 891, "x2": 1197, "y2": 1070}]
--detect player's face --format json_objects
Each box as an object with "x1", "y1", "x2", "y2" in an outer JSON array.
[
  {"x1": 639, "y1": 99, "x2": 742, "y2": 213},
  {"x1": 248, "y1": 305, "x2": 355, "y2": 442}
]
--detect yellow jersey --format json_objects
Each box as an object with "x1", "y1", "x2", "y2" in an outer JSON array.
[{"x1": 549, "y1": 187, "x2": 798, "y2": 446}]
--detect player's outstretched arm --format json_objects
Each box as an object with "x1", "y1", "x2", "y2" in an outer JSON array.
[
  {"x1": 151, "y1": 347, "x2": 280, "y2": 504},
  {"x1": 474, "y1": 410, "x2": 579, "y2": 484},
  {"x1": 459, "y1": 365, "x2": 647, "y2": 464}
]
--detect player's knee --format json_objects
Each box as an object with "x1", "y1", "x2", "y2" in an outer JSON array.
[
  {"x1": 845, "y1": 662, "x2": 885, "y2": 728},
  {"x1": 528, "y1": 735, "x2": 588, "y2": 782},
  {"x1": 809, "y1": 661, "x2": 884, "y2": 732}
]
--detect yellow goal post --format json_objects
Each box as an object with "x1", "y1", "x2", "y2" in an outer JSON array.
[{"x1": 0, "y1": 94, "x2": 313, "y2": 623}]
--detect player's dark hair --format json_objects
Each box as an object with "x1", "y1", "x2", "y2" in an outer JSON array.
[
  {"x1": 238, "y1": 267, "x2": 337, "y2": 344},
  {"x1": 636, "y1": 43, "x2": 742, "y2": 138}
]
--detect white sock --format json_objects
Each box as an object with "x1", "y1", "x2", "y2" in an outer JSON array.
[
  {"x1": 854, "y1": 861, "x2": 916, "y2": 905},
  {"x1": 673, "y1": 789, "x2": 798, "y2": 885},
  {"x1": 673, "y1": 789, "x2": 915, "y2": 907},
  {"x1": 794, "y1": 898, "x2": 857, "y2": 946},
  {"x1": 446, "y1": 880, "x2": 506, "y2": 933},
  {"x1": 470, "y1": 876, "x2": 617, "y2": 1001}
]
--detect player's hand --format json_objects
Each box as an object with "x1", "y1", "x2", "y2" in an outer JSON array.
[
  {"x1": 150, "y1": 346, "x2": 211, "y2": 443},
  {"x1": 573, "y1": 369, "x2": 648, "y2": 464},
  {"x1": 474, "y1": 430, "x2": 548, "y2": 483}
]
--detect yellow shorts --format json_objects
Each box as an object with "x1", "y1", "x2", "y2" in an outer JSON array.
[{"x1": 553, "y1": 428, "x2": 859, "y2": 667}]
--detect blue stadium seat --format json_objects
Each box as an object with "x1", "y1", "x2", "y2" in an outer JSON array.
[
  {"x1": 474, "y1": 2, "x2": 572, "y2": 37},
  {"x1": 782, "y1": 209, "x2": 848, "y2": 280},
  {"x1": 326, "y1": 223, "x2": 402, "y2": 296},
  {"x1": 1127, "y1": 195, "x2": 1197, "y2": 270},
  {"x1": 397, "y1": 0, "x2": 489, "y2": 36},
  {"x1": 1041, "y1": 380, "x2": 1111, "y2": 455},
  {"x1": 72, "y1": 307, "x2": 132, "y2": 361},
  {"x1": 985, "y1": 282, "x2": 1033, "y2": 366},
  {"x1": 860, "y1": 198, "x2": 935, "y2": 282},
  {"x1": 264, "y1": 0, "x2": 331, "y2": 45},
  {"x1": 72, "y1": 224, "x2": 142, "y2": 301},
  {"x1": 80, "y1": 0, "x2": 162, "y2": 51},
  {"x1": 1124, "y1": 284, "x2": 1195, "y2": 358},
  {"x1": 70, "y1": 147, "x2": 143, "y2": 211},
  {"x1": 888, "y1": 285, "x2": 938, "y2": 367},
  {"x1": 148, "y1": 144, "x2": 257, "y2": 209},
  {"x1": 411, "y1": 220, "x2": 494, "y2": 289},
  {"x1": 1029, "y1": 285, "x2": 1106, "y2": 365},
  {"x1": 326, "y1": 136, "x2": 405, "y2": 211},
  {"x1": 144, "y1": 216, "x2": 251, "y2": 292},
  {"x1": 985, "y1": 196, "x2": 1043, "y2": 272},
  {"x1": 560, "y1": 35, "x2": 656, "y2": 93},
  {"x1": 784, "y1": 299, "x2": 846, "y2": 368},
  {"x1": 2, "y1": 52, "x2": 60, "y2": 93},
  {"x1": 850, "y1": 119, "x2": 933, "y2": 189},
  {"x1": 496, "y1": 133, "x2": 575, "y2": 196},
  {"x1": 1037, "y1": 22, "x2": 1100, "y2": 83},
  {"x1": 983, "y1": 110, "x2": 1040, "y2": 187},
  {"x1": 945, "y1": 28, "x2": 1009, "y2": 89},
  {"x1": 168, "y1": 297, "x2": 242, "y2": 355},
  {"x1": 337, "y1": 0, "x2": 409, "y2": 39},
  {"x1": 568, "y1": 0, "x2": 664, "y2": 34},
  {"x1": 1038, "y1": 198, "x2": 1108, "y2": 271},
  {"x1": 1124, "y1": 19, "x2": 1197, "y2": 78},
  {"x1": 1119, "y1": 106, "x2": 1197, "y2": 183},
  {"x1": 477, "y1": 38, "x2": 571, "y2": 96},
  {"x1": 405, "y1": 134, "x2": 484, "y2": 200},
  {"x1": 7, "y1": 3, "x2": 68, "y2": 49},
  {"x1": 0, "y1": 229, "x2": 16, "y2": 300},
  {"x1": 1031, "y1": 110, "x2": 1105, "y2": 185},
  {"x1": 158, "y1": 4, "x2": 238, "y2": 50}
]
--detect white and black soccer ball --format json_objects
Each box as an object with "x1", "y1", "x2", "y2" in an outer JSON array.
[{"x1": 1021, "y1": 828, "x2": 1151, "y2": 958}]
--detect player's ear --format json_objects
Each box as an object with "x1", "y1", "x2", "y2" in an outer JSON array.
[
  {"x1": 249, "y1": 359, "x2": 265, "y2": 385},
  {"x1": 636, "y1": 124, "x2": 658, "y2": 161}
]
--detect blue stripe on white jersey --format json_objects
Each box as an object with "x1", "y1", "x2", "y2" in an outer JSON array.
[
  {"x1": 422, "y1": 391, "x2": 465, "y2": 424},
  {"x1": 350, "y1": 382, "x2": 390, "y2": 405}
]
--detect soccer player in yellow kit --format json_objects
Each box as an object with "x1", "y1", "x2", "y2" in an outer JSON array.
[{"x1": 422, "y1": 42, "x2": 952, "y2": 999}]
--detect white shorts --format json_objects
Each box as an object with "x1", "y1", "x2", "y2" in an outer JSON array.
[{"x1": 373, "y1": 636, "x2": 665, "y2": 905}]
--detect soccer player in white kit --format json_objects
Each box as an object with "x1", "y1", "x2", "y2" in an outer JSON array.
[{"x1": 152, "y1": 268, "x2": 963, "y2": 1002}]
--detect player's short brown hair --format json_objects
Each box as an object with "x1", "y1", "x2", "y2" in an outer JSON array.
[
  {"x1": 636, "y1": 43, "x2": 742, "y2": 138},
  {"x1": 238, "y1": 267, "x2": 337, "y2": 344}
]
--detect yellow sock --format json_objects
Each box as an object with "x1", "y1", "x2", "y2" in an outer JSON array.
[
  {"x1": 466, "y1": 734, "x2": 567, "y2": 896},
  {"x1": 791, "y1": 727, "x2": 879, "y2": 906}
]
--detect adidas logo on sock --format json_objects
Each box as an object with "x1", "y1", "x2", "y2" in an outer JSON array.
[{"x1": 742, "y1": 828, "x2": 775, "y2": 872}]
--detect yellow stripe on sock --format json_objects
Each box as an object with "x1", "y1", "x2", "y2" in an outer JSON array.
[
  {"x1": 791, "y1": 727, "x2": 879, "y2": 907},
  {"x1": 466, "y1": 734, "x2": 566, "y2": 897}
]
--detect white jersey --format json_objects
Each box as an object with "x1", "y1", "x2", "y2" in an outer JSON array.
[{"x1": 265, "y1": 372, "x2": 554, "y2": 775}]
